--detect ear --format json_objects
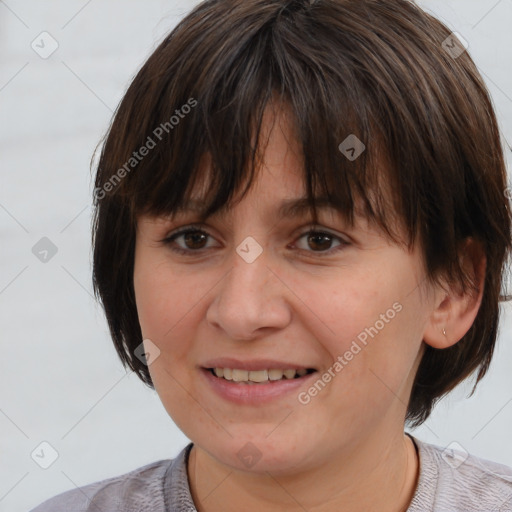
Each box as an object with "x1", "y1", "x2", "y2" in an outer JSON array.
[{"x1": 423, "y1": 238, "x2": 486, "y2": 349}]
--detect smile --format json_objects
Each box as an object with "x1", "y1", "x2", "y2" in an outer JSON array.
[
  {"x1": 209, "y1": 367, "x2": 316, "y2": 383},
  {"x1": 201, "y1": 365, "x2": 319, "y2": 404}
]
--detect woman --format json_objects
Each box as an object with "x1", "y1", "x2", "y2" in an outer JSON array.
[{"x1": 31, "y1": 0, "x2": 512, "y2": 510}]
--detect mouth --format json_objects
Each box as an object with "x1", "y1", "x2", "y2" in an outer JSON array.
[
  {"x1": 207, "y1": 367, "x2": 317, "y2": 384},
  {"x1": 200, "y1": 358, "x2": 319, "y2": 403}
]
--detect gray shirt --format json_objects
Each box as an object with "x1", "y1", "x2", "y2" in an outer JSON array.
[{"x1": 30, "y1": 435, "x2": 512, "y2": 511}]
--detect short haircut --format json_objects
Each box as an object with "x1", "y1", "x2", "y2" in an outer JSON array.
[{"x1": 91, "y1": 0, "x2": 512, "y2": 427}]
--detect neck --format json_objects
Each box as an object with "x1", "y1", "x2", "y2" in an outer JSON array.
[{"x1": 187, "y1": 430, "x2": 419, "y2": 512}]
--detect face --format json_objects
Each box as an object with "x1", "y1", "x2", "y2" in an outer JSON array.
[{"x1": 133, "y1": 105, "x2": 435, "y2": 475}]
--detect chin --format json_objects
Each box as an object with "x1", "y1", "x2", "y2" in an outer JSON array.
[{"x1": 196, "y1": 431, "x2": 316, "y2": 475}]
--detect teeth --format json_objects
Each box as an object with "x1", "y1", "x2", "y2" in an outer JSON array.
[
  {"x1": 211, "y1": 367, "x2": 311, "y2": 383},
  {"x1": 268, "y1": 369, "x2": 284, "y2": 381},
  {"x1": 248, "y1": 370, "x2": 268, "y2": 382},
  {"x1": 232, "y1": 369, "x2": 249, "y2": 382}
]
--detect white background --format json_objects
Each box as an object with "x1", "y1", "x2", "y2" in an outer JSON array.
[{"x1": 0, "y1": 1, "x2": 511, "y2": 511}]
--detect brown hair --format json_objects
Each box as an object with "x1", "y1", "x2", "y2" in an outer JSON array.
[{"x1": 91, "y1": 0, "x2": 512, "y2": 427}]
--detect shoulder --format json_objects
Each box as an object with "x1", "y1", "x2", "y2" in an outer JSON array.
[
  {"x1": 29, "y1": 458, "x2": 174, "y2": 512},
  {"x1": 409, "y1": 435, "x2": 512, "y2": 512}
]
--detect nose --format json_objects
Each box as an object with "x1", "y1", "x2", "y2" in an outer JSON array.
[{"x1": 206, "y1": 244, "x2": 292, "y2": 340}]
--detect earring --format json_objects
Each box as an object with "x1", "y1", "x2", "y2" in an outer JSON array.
[{"x1": 442, "y1": 328, "x2": 447, "y2": 336}]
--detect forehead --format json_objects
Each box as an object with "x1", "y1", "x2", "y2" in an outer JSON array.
[
  {"x1": 168, "y1": 200, "x2": 354, "y2": 233},
  {"x1": 136, "y1": 99, "x2": 405, "y2": 246},
  {"x1": 171, "y1": 106, "x2": 369, "y2": 222}
]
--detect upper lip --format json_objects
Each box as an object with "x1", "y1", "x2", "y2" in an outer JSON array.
[{"x1": 201, "y1": 358, "x2": 315, "y2": 372}]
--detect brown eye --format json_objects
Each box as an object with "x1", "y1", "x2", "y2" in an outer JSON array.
[
  {"x1": 294, "y1": 229, "x2": 349, "y2": 256},
  {"x1": 307, "y1": 232, "x2": 334, "y2": 251},
  {"x1": 162, "y1": 225, "x2": 217, "y2": 255},
  {"x1": 181, "y1": 230, "x2": 208, "y2": 250},
  {"x1": 162, "y1": 225, "x2": 349, "y2": 257}
]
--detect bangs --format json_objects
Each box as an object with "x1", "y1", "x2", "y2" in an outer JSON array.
[
  {"x1": 92, "y1": 0, "x2": 512, "y2": 425},
  {"x1": 110, "y1": 1, "x2": 412, "y2": 248}
]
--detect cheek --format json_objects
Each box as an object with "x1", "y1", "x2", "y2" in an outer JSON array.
[
  {"x1": 134, "y1": 269, "x2": 167, "y2": 338},
  {"x1": 284, "y1": 266, "x2": 393, "y2": 357},
  {"x1": 339, "y1": 289, "x2": 425, "y2": 410},
  {"x1": 133, "y1": 258, "x2": 201, "y2": 417},
  {"x1": 133, "y1": 255, "x2": 217, "y2": 385},
  {"x1": 293, "y1": 263, "x2": 425, "y2": 397},
  {"x1": 134, "y1": 254, "x2": 193, "y2": 340}
]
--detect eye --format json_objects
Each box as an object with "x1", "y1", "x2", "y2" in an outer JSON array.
[
  {"x1": 161, "y1": 224, "x2": 216, "y2": 255},
  {"x1": 292, "y1": 228, "x2": 349, "y2": 256},
  {"x1": 160, "y1": 224, "x2": 350, "y2": 257}
]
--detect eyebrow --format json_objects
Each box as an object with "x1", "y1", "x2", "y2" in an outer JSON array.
[
  {"x1": 278, "y1": 197, "x2": 344, "y2": 219},
  {"x1": 174, "y1": 197, "x2": 346, "y2": 220}
]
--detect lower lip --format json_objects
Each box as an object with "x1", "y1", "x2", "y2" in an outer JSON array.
[{"x1": 200, "y1": 368, "x2": 318, "y2": 404}]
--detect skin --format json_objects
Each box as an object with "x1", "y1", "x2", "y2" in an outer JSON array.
[{"x1": 133, "y1": 103, "x2": 485, "y2": 512}]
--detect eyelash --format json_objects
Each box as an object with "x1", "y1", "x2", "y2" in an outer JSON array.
[{"x1": 160, "y1": 223, "x2": 349, "y2": 258}]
